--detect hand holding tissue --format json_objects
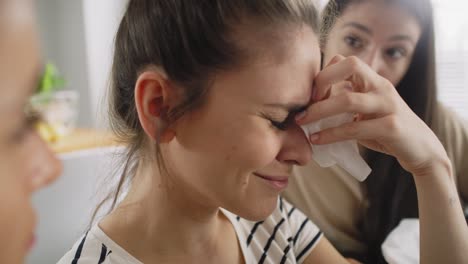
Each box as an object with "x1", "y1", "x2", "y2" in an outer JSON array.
[{"x1": 301, "y1": 112, "x2": 371, "y2": 181}]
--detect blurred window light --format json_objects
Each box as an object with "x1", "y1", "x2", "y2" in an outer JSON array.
[{"x1": 433, "y1": 0, "x2": 468, "y2": 118}]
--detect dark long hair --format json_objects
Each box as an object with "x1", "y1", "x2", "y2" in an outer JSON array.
[
  {"x1": 322, "y1": 0, "x2": 437, "y2": 263},
  {"x1": 90, "y1": 0, "x2": 320, "y2": 227}
]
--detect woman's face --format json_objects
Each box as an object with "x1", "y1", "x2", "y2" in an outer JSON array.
[
  {"x1": 323, "y1": 1, "x2": 422, "y2": 86},
  {"x1": 167, "y1": 25, "x2": 320, "y2": 220},
  {"x1": 0, "y1": 1, "x2": 61, "y2": 262}
]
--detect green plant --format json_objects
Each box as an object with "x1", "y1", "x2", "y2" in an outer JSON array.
[{"x1": 36, "y1": 62, "x2": 66, "y2": 94}]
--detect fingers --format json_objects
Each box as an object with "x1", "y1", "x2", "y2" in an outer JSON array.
[
  {"x1": 324, "y1": 54, "x2": 345, "y2": 68},
  {"x1": 312, "y1": 55, "x2": 345, "y2": 101},
  {"x1": 306, "y1": 115, "x2": 399, "y2": 145},
  {"x1": 297, "y1": 55, "x2": 399, "y2": 125},
  {"x1": 313, "y1": 56, "x2": 388, "y2": 101},
  {"x1": 329, "y1": 81, "x2": 354, "y2": 96},
  {"x1": 296, "y1": 92, "x2": 390, "y2": 124}
]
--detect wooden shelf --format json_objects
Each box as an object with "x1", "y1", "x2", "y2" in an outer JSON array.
[{"x1": 49, "y1": 128, "x2": 120, "y2": 154}]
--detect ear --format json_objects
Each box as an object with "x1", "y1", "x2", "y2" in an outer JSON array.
[{"x1": 134, "y1": 70, "x2": 176, "y2": 143}]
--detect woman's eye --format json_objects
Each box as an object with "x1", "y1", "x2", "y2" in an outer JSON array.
[
  {"x1": 12, "y1": 113, "x2": 39, "y2": 143},
  {"x1": 270, "y1": 118, "x2": 290, "y2": 131},
  {"x1": 344, "y1": 35, "x2": 364, "y2": 49},
  {"x1": 386, "y1": 47, "x2": 407, "y2": 59},
  {"x1": 262, "y1": 108, "x2": 306, "y2": 132},
  {"x1": 271, "y1": 120, "x2": 287, "y2": 131},
  {"x1": 12, "y1": 122, "x2": 33, "y2": 143}
]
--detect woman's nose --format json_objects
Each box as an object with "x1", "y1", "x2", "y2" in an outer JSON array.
[
  {"x1": 277, "y1": 124, "x2": 312, "y2": 166},
  {"x1": 362, "y1": 49, "x2": 385, "y2": 75},
  {"x1": 30, "y1": 133, "x2": 62, "y2": 191}
]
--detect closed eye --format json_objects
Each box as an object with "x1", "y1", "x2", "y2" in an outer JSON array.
[
  {"x1": 270, "y1": 118, "x2": 289, "y2": 131},
  {"x1": 261, "y1": 105, "x2": 308, "y2": 131},
  {"x1": 262, "y1": 113, "x2": 295, "y2": 131},
  {"x1": 12, "y1": 107, "x2": 41, "y2": 143}
]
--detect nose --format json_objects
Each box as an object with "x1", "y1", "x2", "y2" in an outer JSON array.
[
  {"x1": 276, "y1": 124, "x2": 312, "y2": 166},
  {"x1": 362, "y1": 48, "x2": 384, "y2": 75},
  {"x1": 30, "y1": 133, "x2": 62, "y2": 191}
]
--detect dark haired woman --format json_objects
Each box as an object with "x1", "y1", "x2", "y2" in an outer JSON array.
[{"x1": 284, "y1": 0, "x2": 468, "y2": 263}]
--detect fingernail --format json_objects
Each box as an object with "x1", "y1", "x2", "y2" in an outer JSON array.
[
  {"x1": 309, "y1": 133, "x2": 320, "y2": 142},
  {"x1": 295, "y1": 110, "x2": 307, "y2": 122}
]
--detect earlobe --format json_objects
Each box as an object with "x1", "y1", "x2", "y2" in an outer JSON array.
[{"x1": 134, "y1": 70, "x2": 176, "y2": 143}]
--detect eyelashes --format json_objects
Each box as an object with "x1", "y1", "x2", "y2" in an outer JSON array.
[
  {"x1": 344, "y1": 35, "x2": 364, "y2": 49},
  {"x1": 343, "y1": 34, "x2": 410, "y2": 60},
  {"x1": 261, "y1": 112, "x2": 292, "y2": 131},
  {"x1": 12, "y1": 108, "x2": 41, "y2": 143},
  {"x1": 12, "y1": 120, "x2": 33, "y2": 143},
  {"x1": 270, "y1": 118, "x2": 289, "y2": 131},
  {"x1": 385, "y1": 47, "x2": 407, "y2": 59},
  {"x1": 261, "y1": 105, "x2": 308, "y2": 132}
]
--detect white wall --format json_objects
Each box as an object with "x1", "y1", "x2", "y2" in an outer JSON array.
[
  {"x1": 35, "y1": 0, "x2": 128, "y2": 128},
  {"x1": 432, "y1": 0, "x2": 468, "y2": 118},
  {"x1": 27, "y1": 148, "x2": 124, "y2": 264},
  {"x1": 36, "y1": 0, "x2": 92, "y2": 127},
  {"x1": 30, "y1": 2, "x2": 130, "y2": 263},
  {"x1": 82, "y1": 0, "x2": 128, "y2": 128}
]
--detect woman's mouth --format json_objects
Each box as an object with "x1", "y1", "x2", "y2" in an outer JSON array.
[
  {"x1": 28, "y1": 211, "x2": 38, "y2": 251},
  {"x1": 28, "y1": 233, "x2": 36, "y2": 251},
  {"x1": 254, "y1": 173, "x2": 289, "y2": 191}
]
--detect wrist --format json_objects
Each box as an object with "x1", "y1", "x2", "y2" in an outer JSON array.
[{"x1": 411, "y1": 154, "x2": 453, "y2": 180}]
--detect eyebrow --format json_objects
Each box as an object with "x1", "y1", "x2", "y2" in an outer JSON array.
[
  {"x1": 264, "y1": 103, "x2": 308, "y2": 114},
  {"x1": 388, "y1": 35, "x2": 416, "y2": 44},
  {"x1": 342, "y1": 22, "x2": 373, "y2": 35}
]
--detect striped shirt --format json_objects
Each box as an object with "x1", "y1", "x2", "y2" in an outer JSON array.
[{"x1": 57, "y1": 197, "x2": 322, "y2": 264}]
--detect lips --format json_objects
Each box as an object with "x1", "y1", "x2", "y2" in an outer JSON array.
[
  {"x1": 27, "y1": 210, "x2": 38, "y2": 251},
  {"x1": 28, "y1": 234, "x2": 36, "y2": 251},
  {"x1": 254, "y1": 173, "x2": 289, "y2": 190}
]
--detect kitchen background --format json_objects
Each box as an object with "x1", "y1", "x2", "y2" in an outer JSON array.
[{"x1": 28, "y1": 0, "x2": 468, "y2": 263}]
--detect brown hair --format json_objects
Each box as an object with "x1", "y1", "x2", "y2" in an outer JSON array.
[
  {"x1": 322, "y1": 0, "x2": 437, "y2": 263},
  {"x1": 91, "y1": 0, "x2": 320, "y2": 225}
]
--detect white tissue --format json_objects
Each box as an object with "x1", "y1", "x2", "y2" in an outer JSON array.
[
  {"x1": 382, "y1": 219, "x2": 420, "y2": 264},
  {"x1": 301, "y1": 113, "x2": 372, "y2": 181}
]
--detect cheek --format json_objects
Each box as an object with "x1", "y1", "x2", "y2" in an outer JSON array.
[
  {"x1": 0, "y1": 159, "x2": 35, "y2": 263},
  {"x1": 386, "y1": 61, "x2": 410, "y2": 86},
  {"x1": 216, "y1": 111, "x2": 281, "y2": 166},
  {"x1": 174, "y1": 111, "x2": 281, "y2": 174},
  {"x1": 223, "y1": 121, "x2": 281, "y2": 169},
  {"x1": 325, "y1": 33, "x2": 348, "y2": 58},
  {"x1": 0, "y1": 143, "x2": 31, "y2": 192}
]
